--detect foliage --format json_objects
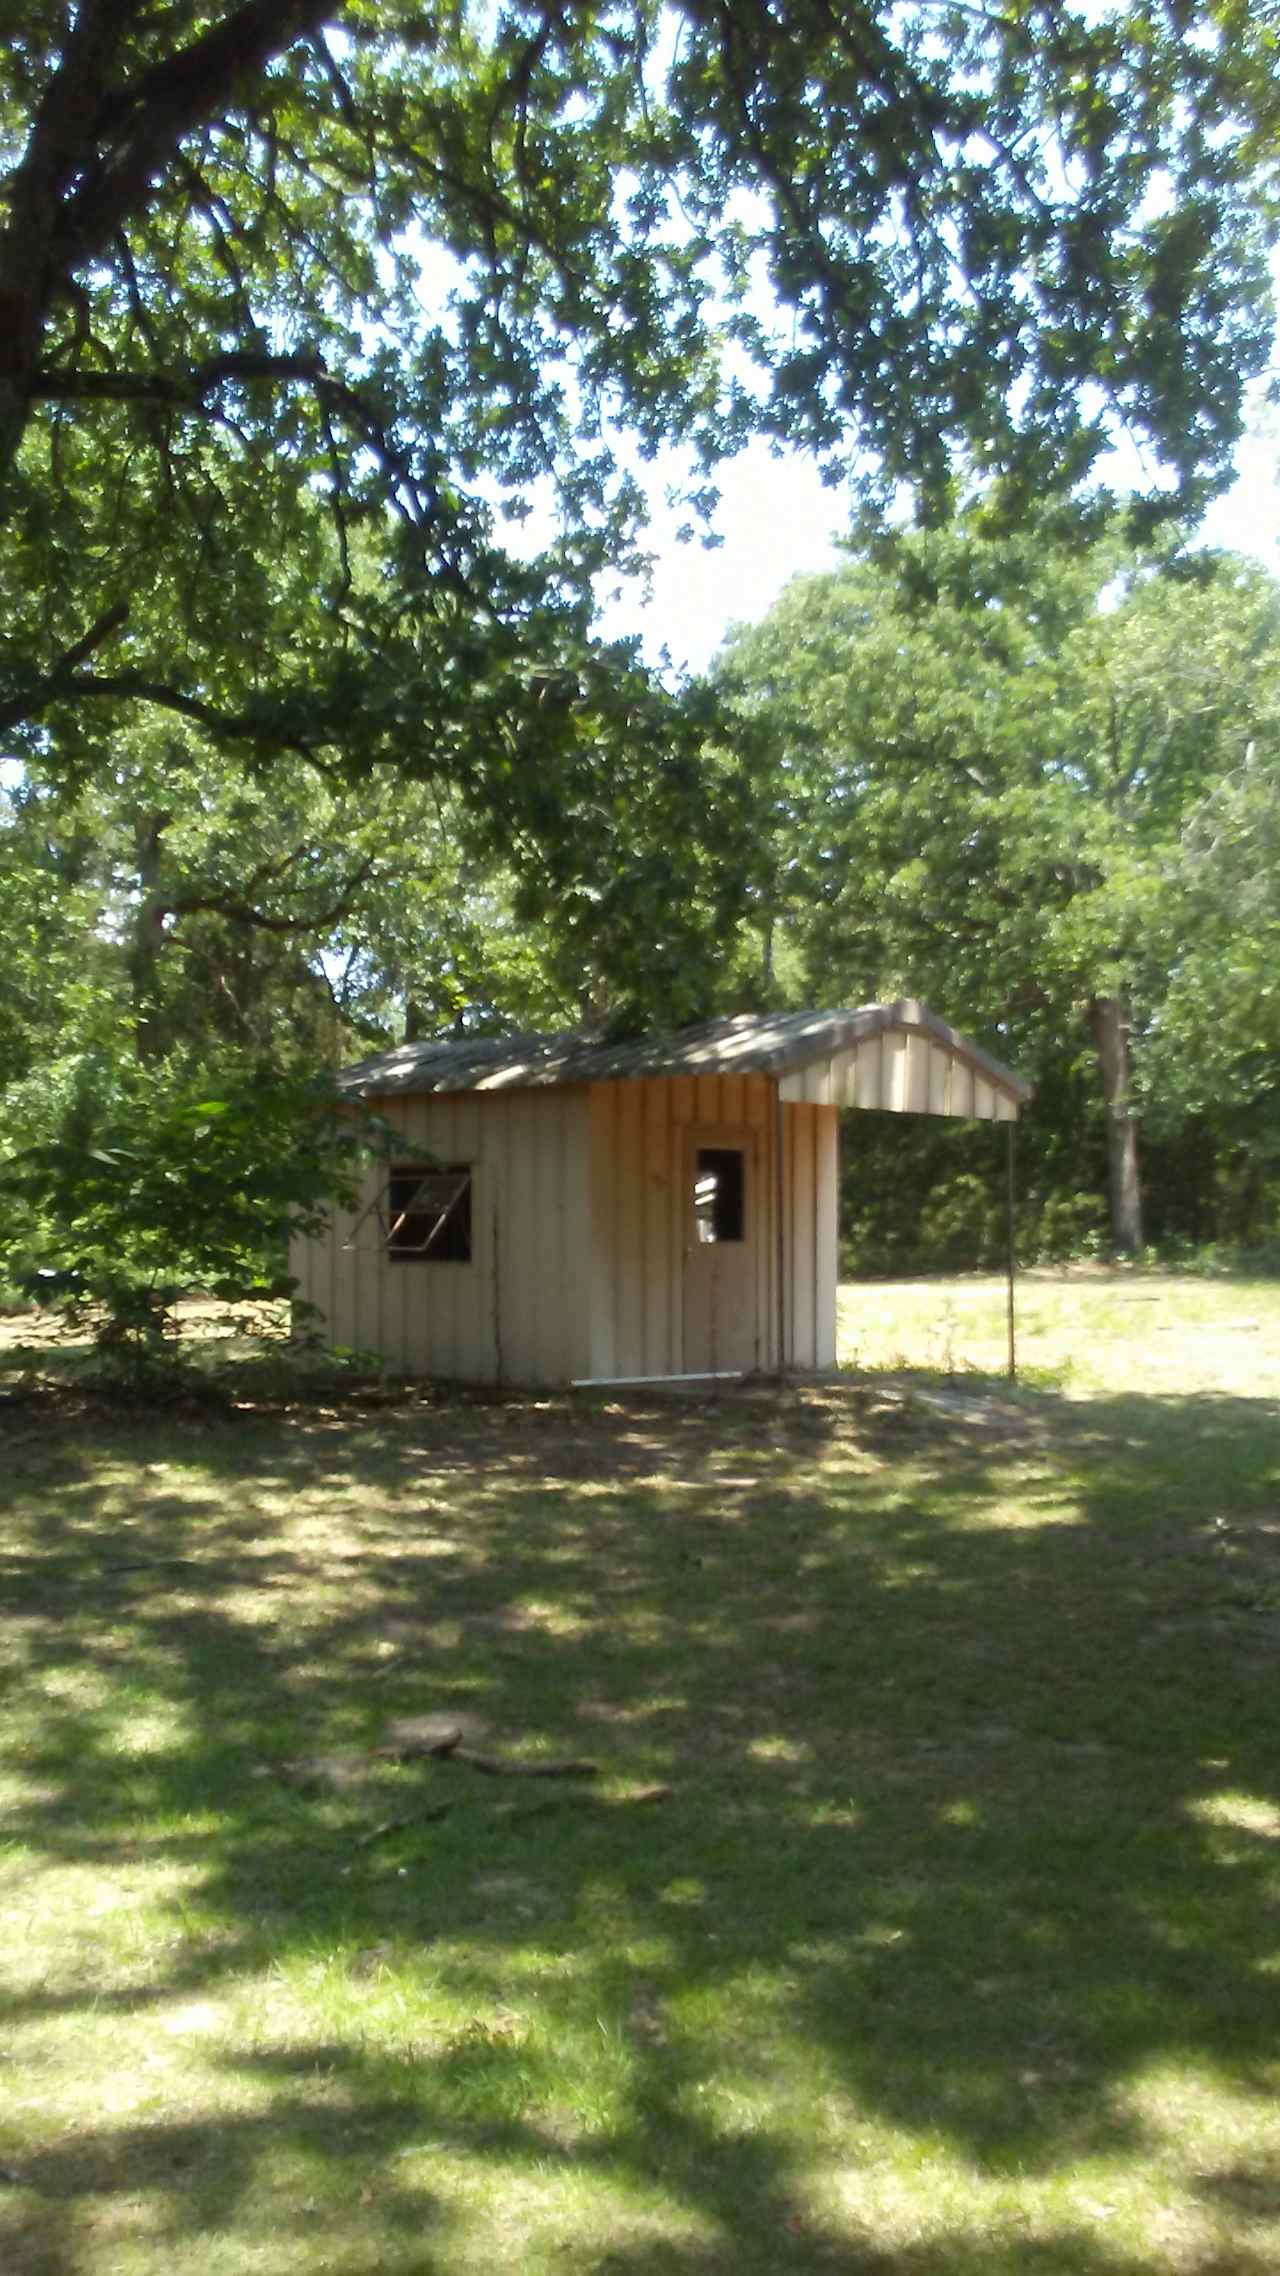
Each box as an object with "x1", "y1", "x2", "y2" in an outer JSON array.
[
  {"x1": 0, "y1": 1057, "x2": 370, "y2": 1376},
  {"x1": 0, "y1": 705, "x2": 757, "y2": 1130},
  {"x1": 1148, "y1": 740, "x2": 1280, "y2": 1116},
  {"x1": 720, "y1": 519, "x2": 1280, "y2": 1254},
  {"x1": 3, "y1": 1292, "x2": 1280, "y2": 2271},
  {"x1": 1, "y1": 0, "x2": 1276, "y2": 817}
]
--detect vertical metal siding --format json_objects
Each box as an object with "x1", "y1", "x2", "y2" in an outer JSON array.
[
  {"x1": 295, "y1": 1089, "x2": 591, "y2": 1384},
  {"x1": 814, "y1": 1106, "x2": 839, "y2": 1367},
  {"x1": 587, "y1": 1073, "x2": 787, "y2": 1379},
  {"x1": 296, "y1": 1072, "x2": 844, "y2": 1384}
]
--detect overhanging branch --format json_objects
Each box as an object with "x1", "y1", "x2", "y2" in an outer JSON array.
[
  {"x1": 29, "y1": 350, "x2": 434, "y2": 522},
  {"x1": 0, "y1": 663, "x2": 319, "y2": 762}
]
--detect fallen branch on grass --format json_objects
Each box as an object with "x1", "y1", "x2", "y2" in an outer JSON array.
[
  {"x1": 376, "y1": 1724, "x2": 599, "y2": 1779},
  {"x1": 264, "y1": 1720, "x2": 603, "y2": 1795},
  {"x1": 354, "y1": 1803, "x2": 451, "y2": 1849}
]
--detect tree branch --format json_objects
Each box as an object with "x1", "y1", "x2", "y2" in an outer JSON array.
[
  {"x1": 63, "y1": 0, "x2": 336, "y2": 270},
  {"x1": 159, "y1": 855, "x2": 380, "y2": 937},
  {"x1": 0, "y1": 0, "x2": 335, "y2": 501},
  {"x1": 0, "y1": 664, "x2": 319, "y2": 760},
  {"x1": 29, "y1": 350, "x2": 434, "y2": 522}
]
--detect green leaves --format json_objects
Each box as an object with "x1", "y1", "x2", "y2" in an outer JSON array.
[
  {"x1": 0, "y1": 1057, "x2": 372, "y2": 1366},
  {"x1": 718, "y1": 510, "x2": 1280, "y2": 1243},
  {"x1": 2, "y1": 0, "x2": 1276, "y2": 803}
]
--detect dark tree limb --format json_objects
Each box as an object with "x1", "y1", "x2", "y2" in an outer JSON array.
[
  {"x1": 0, "y1": 0, "x2": 335, "y2": 501},
  {"x1": 0, "y1": 665, "x2": 317, "y2": 758}
]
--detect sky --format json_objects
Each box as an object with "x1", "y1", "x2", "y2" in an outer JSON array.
[{"x1": 592, "y1": 400, "x2": 1280, "y2": 679}]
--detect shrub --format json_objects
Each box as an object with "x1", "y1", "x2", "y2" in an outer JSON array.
[{"x1": 0, "y1": 1058, "x2": 371, "y2": 1384}]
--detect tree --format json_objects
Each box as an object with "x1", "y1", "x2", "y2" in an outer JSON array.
[
  {"x1": 1149, "y1": 738, "x2": 1280, "y2": 1115},
  {"x1": 0, "y1": 1055, "x2": 375, "y2": 1376},
  {"x1": 718, "y1": 521, "x2": 1280, "y2": 1253},
  {"x1": 1, "y1": 0, "x2": 1275, "y2": 836}
]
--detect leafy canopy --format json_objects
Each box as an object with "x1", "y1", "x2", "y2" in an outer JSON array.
[
  {"x1": 717, "y1": 515, "x2": 1280, "y2": 1246},
  {"x1": 1, "y1": 0, "x2": 1276, "y2": 811},
  {"x1": 0, "y1": 1057, "x2": 370, "y2": 1364}
]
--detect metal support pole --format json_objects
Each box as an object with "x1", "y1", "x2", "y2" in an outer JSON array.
[
  {"x1": 1005, "y1": 1118, "x2": 1017, "y2": 1383},
  {"x1": 774, "y1": 1078, "x2": 787, "y2": 1378}
]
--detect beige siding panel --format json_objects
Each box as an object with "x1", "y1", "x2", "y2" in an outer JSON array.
[
  {"x1": 383, "y1": 1103, "x2": 412, "y2": 1370},
  {"x1": 557, "y1": 1090, "x2": 592, "y2": 1380},
  {"x1": 860, "y1": 1041, "x2": 884, "y2": 1110},
  {"x1": 773, "y1": 1080, "x2": 785, "y2": 1369},
  {"x1": 501, "y1": 1091, "x2": 552, "y2": 1383},
  {"x1": 668, "y1": 1075, "x2": 696, "y2": 1129},
  {"x1": 755, "y1": 1078, "x2": 778, "y2": 1371},
  {"x1": 642, "y1": 1080, "x2": 673, "y2": 1375},
  {"x1": 389, "y1": 1099, "x2": 420, "y2": 1366},
  {"x1": 927, "y1": 1042, "x2": 951, "y2": 1116},
  {"x1": 399, "y1": 1094, "x2": 433, "y2": 1373},
  {"x1": 790, "y1": 1036, "x2": 1020, "y2": 1123},
  {"x1": 667, "y1": 1110, "x2": 684, "y2": 1372},
  {"x1": 508, "y1": 1091, "x2": 537, "y2": 1376},
  {"x1": 328, "y1": 1163, "x2": 364, "y2": 1354},
  {"x1": 389, "y1": 1095, "x2": 484, "y2": 1378},
  {"x1": 789, "y1": 1103, "x2": 817, "y2": 1367},
  {"x1": 779, "y1": 1060, "x2": 817, "y2": 1106},
  {"x1": 589, "y1": 1084, "x2": 618, "y2": 1380},
  {"x1": 288, "y1": 1218, "x2": 322, "y2": 1345},
  {"x1": 299, "y1": 1089, "x2": 597, "y2": 1384},
  {"x1": 524, "y1": 1090, "x2": 555, "y2": 1379},
  {"x1": 399, "y1": 1094, "x2": 434, "y2": 1377},
  {"x1": 456, "y1": 1095, "x2": 493, "y2": 1383},
  {"x1": 527, "y1": 1098, "x2": 553, "y2": 1378},
  {"x1": 544, "y1": 1093, "x2": 572, "y2": 1382},
  {"x1": 614, "y1": 1083, "x2": 647, "y2": 1378},
  {"x1": 884, "y1": 1029, "x2": 909, "y2": 1111},
  {"x1": 691, "y1": 1074, "x2": 716, "y2": 1126},
  {"x1": 814, "y1": 1105, "x2": 839, "y2": 1368},
  {"x1": 550, "y1": 1094, "x2": 573, "y2": 1373}
]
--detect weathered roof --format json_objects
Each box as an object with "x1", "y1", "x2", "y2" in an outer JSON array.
[{"x1": 335, "y1": 1000, "x2": 1032, "y2": 1113}]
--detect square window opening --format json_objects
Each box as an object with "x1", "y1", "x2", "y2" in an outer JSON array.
[
  {"x1": 385, "y1": 1164, "x2": 473, "y2": 1262},
  {"x1": 694, "y1": 1147, "x2": 745, "y2": 1244}
]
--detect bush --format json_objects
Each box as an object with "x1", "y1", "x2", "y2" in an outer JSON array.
[
  {"x1": 0, "y1": 1058, "x2": 371, "y2": 1385},
  {"x1": 916, "y1": 1172, "x2": 1004, "y2": 1271},
  {"x1": 1023, "y1": 1189, "x2": 1108, "y2": 1264}
]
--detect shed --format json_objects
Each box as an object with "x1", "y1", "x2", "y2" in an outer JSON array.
[{"x1": 290, "y1": 999, "x2": 1031, "y2": 1385}]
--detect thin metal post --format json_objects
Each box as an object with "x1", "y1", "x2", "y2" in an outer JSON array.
[
  {"x1": 774, "y1": 1078, "x2": 787, "y2": 1377},
  {"x1": 1005, "y1": 1118, "x2": 1017, "y2": 1383}
]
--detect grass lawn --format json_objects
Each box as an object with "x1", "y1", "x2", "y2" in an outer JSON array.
[{"x1": 2, "y1": 1273, "x2": 1279, "y2": 2273}]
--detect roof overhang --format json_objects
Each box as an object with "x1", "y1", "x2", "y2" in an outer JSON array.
[
  {"x1": 774, "y1": 1000, "x2": 1026, "y2": 1121},
  {"x1": 334, "y1": 999, "x2": 1031, "y2": 1120}
]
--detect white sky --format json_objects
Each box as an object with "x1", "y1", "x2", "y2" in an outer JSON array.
[{"x1": 593, "y1": 408, "x2": 1280, "y2": 677}]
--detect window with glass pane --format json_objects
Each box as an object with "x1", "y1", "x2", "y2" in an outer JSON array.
[{"x1": 385, "y1": 1165, "x2": 472, "y2": 1261}]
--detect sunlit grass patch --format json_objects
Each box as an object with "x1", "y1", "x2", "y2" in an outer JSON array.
[
  {"x1": 1, "y1": 1277, "x2": 1278, "y2": 2271},
  {"x1": 838, "y1": 1264, "x2": 1280, "y2": 1394}
]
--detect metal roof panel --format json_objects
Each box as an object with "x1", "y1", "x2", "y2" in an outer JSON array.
[{"x1": 334, "y1": 1002, "x2": 1032, "y2": 1107}]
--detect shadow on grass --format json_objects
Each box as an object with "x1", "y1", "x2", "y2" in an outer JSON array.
[{"x1": 2, "y1": 1371, "x2": 1280, "y2": 2271}]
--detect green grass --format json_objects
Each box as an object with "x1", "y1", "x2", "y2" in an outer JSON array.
[
  {"x1": 2, "y1": 1274, "x2": 1280, "y2": 2272},
  {"x1": 839, "y1": 1265, "x2": 1280, "y2": 1394}
]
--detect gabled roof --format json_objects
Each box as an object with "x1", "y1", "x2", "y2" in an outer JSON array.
[{"x1": 335, "y1": 1000, "x2": 1032, "y2": 1117}]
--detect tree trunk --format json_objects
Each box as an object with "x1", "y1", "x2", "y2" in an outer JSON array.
[
  {"x1": 1090, "y1": 993, "x2": 1144, "y2": 1254},
  {"x1": 128, "y1": 812, "x2": 171, "y2": 1060}
]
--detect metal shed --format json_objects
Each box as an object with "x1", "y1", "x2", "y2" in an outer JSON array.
[{"x1": 290, "y1": 999, "x2": 1031, "y2": 1385}]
